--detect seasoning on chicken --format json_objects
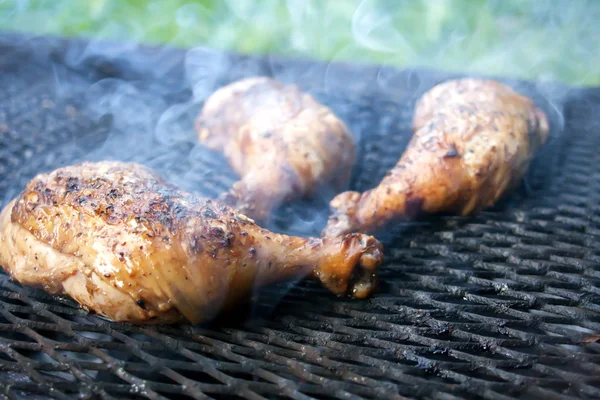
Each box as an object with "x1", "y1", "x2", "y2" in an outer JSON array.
[
  {"x1": 323, "y1": 78, "x2": 550, "y2": 237},
  {"x1": 0, "y1": 162, "x2": 383, "y2": 324},
  {"x1": 194, "y1": 77, "x2": 356, "y2": 223}
]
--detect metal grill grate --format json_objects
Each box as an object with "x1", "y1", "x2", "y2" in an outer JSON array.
[{"x1": 0, "y1": 34, "x2": 599, "y2": 400}]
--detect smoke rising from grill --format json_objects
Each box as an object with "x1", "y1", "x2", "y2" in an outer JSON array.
[
  {"x1": 0, "y1": 1, "x2": 588, "y2": 328},
  {"x1": 351, "y1": 0, "x2": 415, "y2": 55},
  {"x1": 1, "y1": 7, "x2": 600, "y2": 398}
]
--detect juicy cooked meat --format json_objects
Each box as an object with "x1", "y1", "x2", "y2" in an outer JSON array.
[
  {"x1": 0, "y1": 162, "x2": 383, "y2": 324},
  {"x1": 323, "y1": 78, "x2": 550, "y2": 237},
  {"x1": 195, "y1": 77, "x2": 356, "y2": 223}
]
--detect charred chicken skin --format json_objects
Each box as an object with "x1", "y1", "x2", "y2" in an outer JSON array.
[
  {"x1": 0, "y1": 162, "x2": 383, "y2": 324},
  {"x1": 323, "y1": 78, "x2": 550, "y2": 237},
  {"x1": 195, "y1": 77, "x2": 356, "y2": 223}
]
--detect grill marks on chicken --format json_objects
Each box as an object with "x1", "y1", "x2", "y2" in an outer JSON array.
[
  {"x1": 195, "y1": 77, "x2": 356, "y2": 223},
  {"x1": 0, "y1": 162, "x2": 383, "y2": 324},
  {"x1": 323, "y1": 79, "x2": 550, "y2": 237}
]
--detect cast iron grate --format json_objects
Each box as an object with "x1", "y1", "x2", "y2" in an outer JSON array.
[{"x1": 0, "y1": 34, "x2": 599, "y2": 399}]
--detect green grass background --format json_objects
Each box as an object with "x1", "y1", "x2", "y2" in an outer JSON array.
[{"x1": 0, "y1": 0, "x2": 599, "y2": 86}]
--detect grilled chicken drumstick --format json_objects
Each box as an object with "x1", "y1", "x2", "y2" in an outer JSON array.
[
  {"x1": 0, "y1": 162, "x2": 383, "y2": 324},
  {"x1": 323, "y1": 78, "x2": 550, "y2": 237},
  {"x1": 195, "y1": 77, "x2": 356, "y2": 223}
]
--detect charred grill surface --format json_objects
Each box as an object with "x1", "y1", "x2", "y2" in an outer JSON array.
[{"x1": 0, "y1": 34, "x2": 598, "y2": 399}]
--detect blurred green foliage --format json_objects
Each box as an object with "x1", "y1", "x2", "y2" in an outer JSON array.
[{"x1": 0, "y1": 0, "x2": 598, "y2": 86}]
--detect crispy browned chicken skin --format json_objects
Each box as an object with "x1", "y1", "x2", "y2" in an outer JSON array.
[
  {"x1": 195, "y1": 77, "x2": 356, "y2": 223},
  {"x1": 323, "y1": 78, "x2": 550, "y2": 237},
  {"x1": 0, "y1": 162, "x2": 383, "y2": 324}
]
